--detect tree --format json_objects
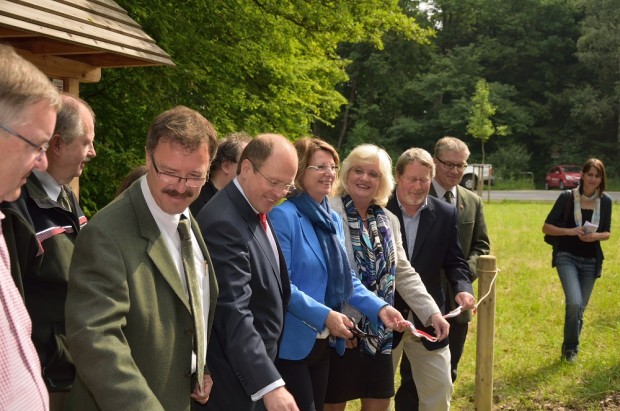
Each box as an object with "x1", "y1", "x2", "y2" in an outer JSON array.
[
  {"x1": 466, "y1": 79, "x2": 507, "y2": 164},
  {"x1": 79, "y1": 0, "x2": 432, "y2": 213}
]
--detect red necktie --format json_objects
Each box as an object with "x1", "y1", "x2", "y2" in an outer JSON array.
[{"x1": 258, "y1": 213, "x2": 268, "y2": 232}]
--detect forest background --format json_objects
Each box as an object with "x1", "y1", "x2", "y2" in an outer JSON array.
[{"x1": 78, "y1": 0, "x2": 620, "y2": 214}]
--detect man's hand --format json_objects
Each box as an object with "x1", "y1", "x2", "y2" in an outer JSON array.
[
  {"x1": 455, "y1": 292, "x2": 476, "y2": 310},
  {"x1": 378, "y1": 305, "x2": 408, "y2": 332},
  {"x1": 191, "y1": 373, "x2": 213, "y2": 404},
  {"x1": 262, "y1": 386, "x2": 299, "y2": 411},
  {"x1": 325, "y1": 311, "x2": 354, "y2": 339},
  {"x1": 430, "y1": 313, "x2": 450, "y2": 341}
]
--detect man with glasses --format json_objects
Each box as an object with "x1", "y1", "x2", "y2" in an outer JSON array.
[
  {"x1": 1, "y1": 93, "x2": 96, "y2": 411},
  {"x1": 190, "y1": 132, "x2": 251, "y2": 215},
  {"x1": 386, "y1": 147, "x2": 475, "y2": 411},
  {"x1": 197, "y1": 134, "x2": 300, "y2": 411},
  {"x1": 395, "y1": 138, "x2": 490, "y2": 409},
  {"x1": 0, "y1": 43, "x2": 61, "y2": 411},
  {"x1": 64, "y1": 106, "x2": 219, "y2": 411}
]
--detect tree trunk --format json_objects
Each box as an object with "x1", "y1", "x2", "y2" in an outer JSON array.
[{"x1": 337, "y1": 78, "x2": 357, "y2": 151}]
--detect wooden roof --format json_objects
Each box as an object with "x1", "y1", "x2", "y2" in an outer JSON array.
[{"x1": 0, "y1": 0, "x2": 174, "y2": 80}]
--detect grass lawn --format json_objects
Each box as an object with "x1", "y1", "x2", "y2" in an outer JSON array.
[{"x1": 345, "y1": 200, "x2": 620, "y2": 410}]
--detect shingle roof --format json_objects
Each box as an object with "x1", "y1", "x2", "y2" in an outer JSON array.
[{"x1": 0, "y1": 0, "x2": 174, "y2": 70}]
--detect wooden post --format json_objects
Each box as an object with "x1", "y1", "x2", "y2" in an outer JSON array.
[{"x1": 475, "y1": 255, "x2": 497, "y2": 411}]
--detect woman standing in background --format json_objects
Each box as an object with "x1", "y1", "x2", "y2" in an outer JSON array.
[{"x1": 542, "y1": 158, "x2": 612, "y2": 363}]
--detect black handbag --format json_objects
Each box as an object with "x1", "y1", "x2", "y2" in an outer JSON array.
[{"x1": 544, "y1": 190, "x2": 572, "y2": 246}]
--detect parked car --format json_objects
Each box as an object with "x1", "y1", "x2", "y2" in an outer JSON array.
[
  {"x1": 460, "y1": 164, "x2": 494, "y2": 190},
  {"x1": 544, "y1": 164, "x2": 581, "y2": 190}
]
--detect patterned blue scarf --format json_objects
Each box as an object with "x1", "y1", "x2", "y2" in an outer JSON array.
[
  {"x1": 288, "y1": 193, "x2": 354, "y2": 310},
  {"x1": 343, "y1": 194, "x2": 396, "y2": 355}
]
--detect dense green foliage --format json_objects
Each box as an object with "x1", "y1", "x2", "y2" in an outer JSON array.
[
  {"x1": 79, "y1": 0, "x2": 619, "y2": 213},
  {"x1": 319, "y1": 0, "x2": 619, "y2": 186},
  {"x1": 79, "y1": 0, "x2": 428, "y2": 213}
]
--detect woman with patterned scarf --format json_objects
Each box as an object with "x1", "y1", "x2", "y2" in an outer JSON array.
[
  {"x1": 323, "y1": 144, "x2": 447, "y2": 411},
  {"x1": 543, "y1": 158, "x2": 612, "y2": 363},
  {"x1": 269, "y1": 138, "x2": 407, "y2": 411}
]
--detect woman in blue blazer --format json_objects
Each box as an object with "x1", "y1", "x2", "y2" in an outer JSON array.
[{"x1": 270, "y1": 138, "x2": 405, "y2": 411}]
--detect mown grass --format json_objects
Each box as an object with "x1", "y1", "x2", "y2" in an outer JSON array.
[{"x1": 346, "y1": 200, "x2": 620, "y2": 410}]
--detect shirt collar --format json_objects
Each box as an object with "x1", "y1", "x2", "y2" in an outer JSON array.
[
  {"x1": 33, "y1": 169, "x2": 63, "y2": 201},
  {"x1": 233, "y1": 177, "x2": 260, "y2": 214},
  {"x1": 432, "y1": 178, "x2": 456, "y2": 202},
  {"x1": 140, "y1": 176, "x2": 188, "y2": 236}
]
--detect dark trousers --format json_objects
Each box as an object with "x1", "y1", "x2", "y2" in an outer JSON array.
[
  {"x1": 275, "y1": 339, "x2": 330, "y2": 411},
  {"x1": 394, "y1": 321, "x2": 469, "y2": 411}
]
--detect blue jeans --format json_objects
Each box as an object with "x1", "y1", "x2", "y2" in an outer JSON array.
[{"x1": 555, "y1": 251, "x2": 598, "y2": 354}]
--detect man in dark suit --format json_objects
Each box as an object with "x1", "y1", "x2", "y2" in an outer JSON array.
[
  {"x1": 189, "y1": 132, "x2": 250, "y2": 216},
  {"x1": 387, "y1": 147, "x2": 475, "y2": 411},
  {"x1": 395, "y1": 138, "x2": 491, "y2": 410},
  {"x1": 197, "y1": 133, "x2": 299, "y2": 411},
  {"x1": 64, "y1": 106, "x2": 219, "y2": 411},
  {"x1": 1, "y1": 93, "x2": 95, "y2": 411}
]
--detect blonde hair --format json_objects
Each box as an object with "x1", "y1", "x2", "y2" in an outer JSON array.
[
  {"x1": 434, "y1": 136, "x2": 470, "y2": 159},
  {"x1": 335, "y1": 144, "x2": 394, "y2": 207},
  {"x1": 0, "y1": 44, "x2": 61, "y2": 125}
]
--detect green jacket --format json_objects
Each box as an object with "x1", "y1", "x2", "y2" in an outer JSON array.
[{"x1": 64, "y1": 180, "x2": 218, "y2": 411}]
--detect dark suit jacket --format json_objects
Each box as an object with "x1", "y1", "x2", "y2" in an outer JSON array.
[
  {"x1": 197, "y1": 182, "x2": 291, "y2": 411},
  {"x1": 64, "y1": 180, "x2": 218, "y2": 411},
  {"x1": 386, "y1": 194, "x2": 473, "y2": 350},
  {"x1": 190, "y1": 180, "x2": 218, "y2": 216},
  {"x1": 430, "y1": 184, "x2": 490, "y2": 322}
]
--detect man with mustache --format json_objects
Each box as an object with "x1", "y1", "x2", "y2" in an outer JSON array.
[
  {"x1": 387, "y1": 147, "x2": 475, "y2": 411},
  {"x1": 64, "y1": 106, "x2": 219, "y2": 411},
  {"x1": 1, "y1": 93, "x2": 96, "y2": 411},
  {"x1": 0, "y1": 43, "x2": 61, "y2": 411}
]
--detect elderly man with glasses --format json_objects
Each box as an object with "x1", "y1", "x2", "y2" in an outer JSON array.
[
  {"x1": 1, "y1": 93, "x2": 97, "y2": 411},
  {"x1": 0, "y1": 43, "x2": 62, "y2": 411}
]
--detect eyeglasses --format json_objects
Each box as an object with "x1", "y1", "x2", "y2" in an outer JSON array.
[
  {"x1": 400, "y1": 176, "x2": 431, "y2": 185},
  {"x1": 436, "y1": 157, "x2": 467, "y2": 171},
  {"x1": 0, "y1": 123, "x2": 49, "y2": 159},
  {"x1": 307, "y1": 164, "x2": 340, "y2": 174},
  {"x1": 250, "y1": 161, "x2": 296, "y2": 193},
  {"x1": 351, "y1": 167, "x2": 381, "y2": 180},
  {"x1": 151, "y1": 156, "x2": 207, "y2": 188}
]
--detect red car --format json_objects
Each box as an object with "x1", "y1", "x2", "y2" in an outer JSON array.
[{"x1": 544, "y1": 164, "x2": 582, "y2": 190}]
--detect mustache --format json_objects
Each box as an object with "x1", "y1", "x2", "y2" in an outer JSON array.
[{"x1": 163, "y1": 188, "x2": 193, "y2": 198}]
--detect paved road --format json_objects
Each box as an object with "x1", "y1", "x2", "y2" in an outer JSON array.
[{"x1": 474, "y1": 190, "x2": 620, "y2": 202}]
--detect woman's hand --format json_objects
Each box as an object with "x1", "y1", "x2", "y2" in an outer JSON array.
[
  {"x1": 566, "y1": 226, "x2": 585, "y2": 236},
  {"x1": 325, "y1": 311, "x2": 354, "y2": 339},
  {"x1": 429, "y1": 313, "x2": 450, "y2": 341},
  {"x1": 378, "y1": 305, "x2": 408, "y2": 332},
  {"x1": 578, "y1": 232, "x2": 599, "y2": 242}
]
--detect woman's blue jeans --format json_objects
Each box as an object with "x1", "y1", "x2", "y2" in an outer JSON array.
[{"x1": 555, "y1": 251, "x2": 598, "y2": 354}]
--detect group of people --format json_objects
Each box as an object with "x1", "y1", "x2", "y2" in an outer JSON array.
[{"x1": 0, "y1": 42, "x2": 611, "y2": 411}]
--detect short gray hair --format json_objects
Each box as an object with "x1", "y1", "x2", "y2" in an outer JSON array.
[
  {"x1": 55, "y1": 94, "x2": 96, "y2": 144},
  {"x1": 434, "y1": 136, "x2": 470, "y2": 159},
  {"x1": 0, "y1": 44, "x2": 61, "y2": 126}
]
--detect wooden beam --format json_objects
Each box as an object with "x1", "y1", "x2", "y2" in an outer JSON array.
[{"x1": 14, "y1": 47, "x2": 101, "y2": 83}]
